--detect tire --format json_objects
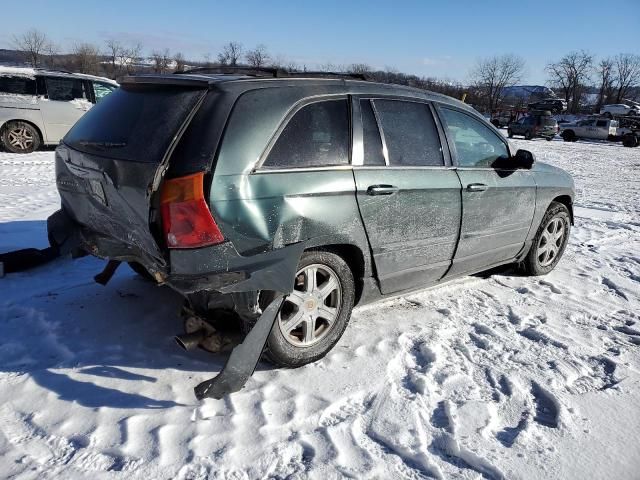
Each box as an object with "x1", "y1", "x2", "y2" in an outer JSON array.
[
  {"x1": 562, "y1": 130, "x2": 575, "y2": 142},
  {"x1": 128, "y1": 261, "x2": 155, "y2": 281},
  {"x1": 1, "y1": 121, "x2": 41, "y2": 154},
  {"x1": 507, "y1": 129, "x2": 514, "y2": 138},
  {"x1": 622, "y1": 134, "x2": 638, "y2": 148},
  {"x1": 521, "y1": 202, "x2": 571, "y2": 276},
  {"x1": 524, "y1": 130, "x2": 533, "y2": 140},
  {"x1": 263, "y1": 250, "x2": 355, "y2": 368},
  {"x1": 546, "y1": 136, "x2": 553, "y2": 141},
  {"x1": 491, "y1": 119, "x2": 501, "y2": 128},
  {"x1": 603, "y1": 112, "x2": 612, "y2": 119}
]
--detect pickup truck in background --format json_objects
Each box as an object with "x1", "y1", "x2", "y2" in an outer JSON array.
[{"x1": 560, "y1": 118, "x2": 618, "y2": 142}]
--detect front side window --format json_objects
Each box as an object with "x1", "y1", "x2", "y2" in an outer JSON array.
[
  {"x1": 440, "y1": 107, "x2": 509, "y2": 168},
  {"x1": 263, "y1": 99, "x2": 349, "y2": 168},
  {"x1": 373, "y1": 99, "x2": 444, "y2": 166},
  {"x1": 596, "y1": 120, "x2": 607, "y2": 127},
  {"x1": 45, "y1": 77, "x2": 86, "y2": 101},
  {"x1": 93, "y1": 82, "x2": 117, "y2": 103}
]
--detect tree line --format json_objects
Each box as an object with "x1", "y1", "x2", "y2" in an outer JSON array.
[{"x1": 10, "y1": 29, "x2": 640, "y2": 114}]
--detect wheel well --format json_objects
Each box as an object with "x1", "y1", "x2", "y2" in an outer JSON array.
[
  {"x1": 307, "y1": 244, "x2": 366, "y2": 304},
  {"x1": 552, "y1": 195, "x2": 574, "y2": 224},
  {"x1": 0, "y1": 119, "x2": 44, "y2": 145}
]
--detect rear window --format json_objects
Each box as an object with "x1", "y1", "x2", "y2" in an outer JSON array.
[
  {"x1": 0, "y1": 76, "x2": 36, "y2": 95},
  {"x1": 64, "y1": 85, "x2": 204, "y2": 163}
]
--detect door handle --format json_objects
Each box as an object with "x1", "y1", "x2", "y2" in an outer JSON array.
[
  {"x1": 367, "y1": 185, "x2": 399, "y2": 196},
  {"x1": 466, "y1": 183, "x2": 488, "y2": 192}
]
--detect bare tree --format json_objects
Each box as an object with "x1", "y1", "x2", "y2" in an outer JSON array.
[
  {"x1": 470, "y1": 54, "x2": 525, "y2": 112},
  {"x1": 105, "y1": 39, "x2": 123, "y2": 77},
  {"x1": 245, "y1": 44, "x2": 270, "y2": 68},
  {"x1": 174, "y1": 52, "x2": 186, "y2": 72},
  {"x1": 613, "y1": 53, "x2": 640, "y2": 103},
  {"x1": 151, "y1": 48, "x2": 171, "y2": 73},
  {"x1": 217, "y1": 41, "x2": 243, "y2": 66},
  {"x1": 546, "y1": 51, "x2": 593, "y2": 114},
  {"x1": 595, "y1": 57, "x2": 615, "y2": 110},
  {"x1": 348, "y1": 63, "x2": 372, "y2": 75},
  {"x1": 12, "y1": 29, "x2": 48, "y2": 67},
  {"x1": 119, "y1": 43, "x2": 142, "y2": 74},
  {"x1": 72, "y1": 43, "x2": 101, "y2": 75}
]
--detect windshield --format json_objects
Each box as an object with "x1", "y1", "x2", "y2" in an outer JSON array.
[{"x1": 64, "y1": 85, "x2": 204, "y2": 163}]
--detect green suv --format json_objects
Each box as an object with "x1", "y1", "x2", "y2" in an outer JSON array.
[{"x1": 48, "y1": 70, "x2": 574, "y2": 395}]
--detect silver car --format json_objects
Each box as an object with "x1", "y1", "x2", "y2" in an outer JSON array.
[{"x1": 0, "y1": 67, "x2": 118, "y2": 153}]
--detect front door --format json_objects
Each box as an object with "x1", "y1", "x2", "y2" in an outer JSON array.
[
  {"x1": 436, "y1": 106, "x2": 536, "y2": 277},
  {"x1": 353, "y1": 98, "x2": 462, "y2": 295},
  {"x1": 38, "y1": 76, "x2": 91, "y2": 143}
]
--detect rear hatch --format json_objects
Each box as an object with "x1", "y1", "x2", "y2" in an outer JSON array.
[{"x1": 56, "y1": 81, "x2": 208, "y2": 266}]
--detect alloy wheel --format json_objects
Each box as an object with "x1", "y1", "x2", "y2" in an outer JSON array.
[
  {"x1": 278, "y1": 263, "x2": 342, "y2": 347},
  {"x1": 7, "y1": 126, "x2": 34, "y2": 151},
  {"x1": 537, "y1": 217, "x2": 566, "y2": 267}
]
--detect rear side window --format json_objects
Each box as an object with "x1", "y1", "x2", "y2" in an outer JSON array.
[
  {"x1": 45, "y1": 77, "x2": 86, "y2": 101},
  {"x1": 264, "y1": 99, "x2": 349, "y2": 168},
  {"x1": 64, "y1": 85, "x2": 204, "y2": 163},
  {"x1": 0, "y1": 76, "x2": 36, "y2": 95},
  {"x1": 360, "y1": 100, "x2": 385, "y2": 166},
  {"x1": 372, "y1": 100, "x2": 444, "y2": 167}
]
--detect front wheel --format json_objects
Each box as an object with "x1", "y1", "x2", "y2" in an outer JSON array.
[
  {"x1": 521, "y1": 202, "x2": 571, "y2": 276},
  {"x1": 263, "y1": 250, "x2": 355, "y2": 368}
]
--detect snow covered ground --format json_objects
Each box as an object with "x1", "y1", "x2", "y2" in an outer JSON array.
[{"x1": 0, "y1": 139, "x2": 639, "y2": 479}]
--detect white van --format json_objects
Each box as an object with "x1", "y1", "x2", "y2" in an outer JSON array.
[{"x1": 0, "y1": 67, "x2": 118, "y2": 153}]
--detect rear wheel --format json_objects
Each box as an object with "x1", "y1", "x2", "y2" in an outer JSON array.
[
  {"x1": 507, "y1": 129, "x2": 514, "y2": 138},
  {"x1": 603, "y1": 112, "x2": 613, "y2": 119},
  {"x1": 521, "y1": 202, "x2": 571, "y2": 276},
  {"x1": 524, "y1": 130, "x2": 533, "y2": 140},
  {"x1": 1, "y1": 121, "x2": 41, "y2": 154},
  {"x1": 562, "y1": 130, "x2": 576, "y2": 142},
  {"x1": 263, "y1": 250, "x2": 355, "y2": 368},
  {"x1": 622, "y1": 134, "x2": 638, "y2": 148}
]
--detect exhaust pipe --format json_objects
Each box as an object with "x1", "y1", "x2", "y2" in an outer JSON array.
[{"x1": 175, "y1": 330, "x2": 208, "y2": 351}]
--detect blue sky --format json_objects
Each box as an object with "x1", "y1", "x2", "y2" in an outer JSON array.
[{"x1": 1, "y1": 0, "x2": 638, "y2": 84}]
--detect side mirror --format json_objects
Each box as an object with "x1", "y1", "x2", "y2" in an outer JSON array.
[{"x1": 513, "y1": 149, "x2": 536, "y2": 169}]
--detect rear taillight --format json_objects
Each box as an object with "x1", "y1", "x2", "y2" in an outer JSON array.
[{"x1": 160, "y1": 172, "x2": 224, "y2": 249}]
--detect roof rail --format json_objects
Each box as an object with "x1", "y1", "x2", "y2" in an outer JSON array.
[
  {"x1": 34, "y1": 68, "x2": 75, "y2": 75},
  {"x1": 176, "y1": 66, "x2": 369, "y2": 81}
]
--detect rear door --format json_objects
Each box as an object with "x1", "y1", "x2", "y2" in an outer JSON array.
[
  {"x1": 38, "y1": 76, "x2": 92, "y2": 142},
  {"x1": 437, "y1": 105, "x2": 536, "y2": 277},
  {"x1": 352, "y1": 97, "x2": 462, "y2": 294}
]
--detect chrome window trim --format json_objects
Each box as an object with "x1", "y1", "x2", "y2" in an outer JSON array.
[
  {"x1": 252, "y1": 93, "x2": 351, "y2": 173},
  {"x1": 252, "y1": 165, "x2": 354, "y2": 174},
  {"x1": 353, "y1": 165, "x2": 455, "y2": 171}
]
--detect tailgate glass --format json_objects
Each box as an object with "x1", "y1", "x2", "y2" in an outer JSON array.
[{"x1": 64, "y1": 85, "x2": 204, "y2": 164}]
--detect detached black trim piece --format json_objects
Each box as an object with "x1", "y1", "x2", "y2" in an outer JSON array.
[{"x1": 194, "y1": 294, "x2": 285, "y2": 400}]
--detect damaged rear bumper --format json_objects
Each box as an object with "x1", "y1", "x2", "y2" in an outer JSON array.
[{"x1": 46, "y1": 208, "x2": 305, "y2": 400}]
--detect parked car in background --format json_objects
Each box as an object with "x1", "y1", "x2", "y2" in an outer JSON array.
[
  {"x1": 528, "y1": 98, "x2": 567, "y2": 113},
  {"x1": 48, "y1": 70, "x2": 575, "y2": 370},
  {"x1": 0, "y1": 67, "x2": 118, "y2": 153},
  {"x1": 508, "y1": 113, "x2": 559, "y2": 140},
  {"x1": 560, "y1": 117, "x2": 618, "y2": 142},
  {"x1": 490, "y1": 108, "x2": 526, "y2": 128},
  {"x1": 600, "y1": 104, "x2": 640, "y2": 118}
]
